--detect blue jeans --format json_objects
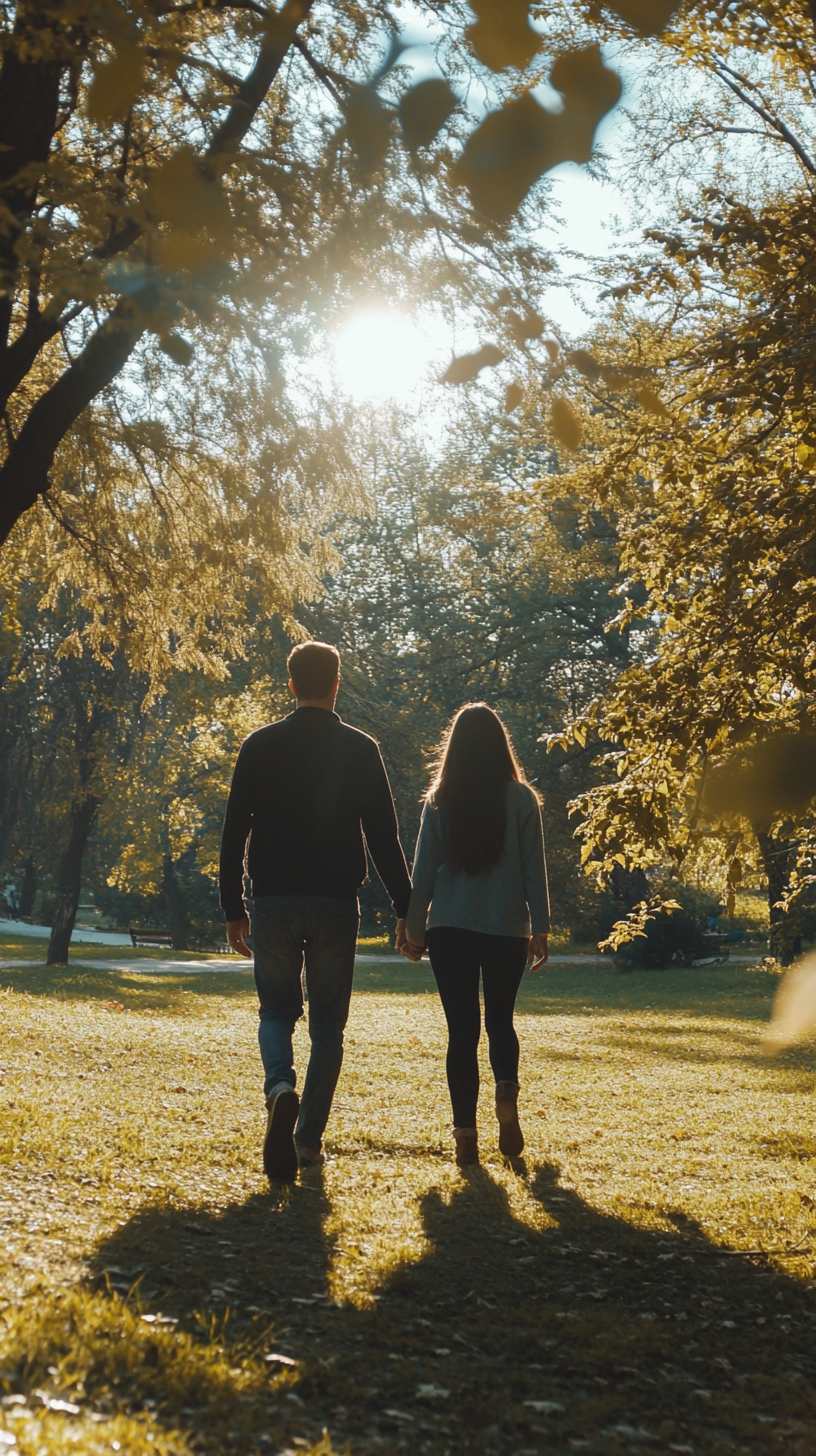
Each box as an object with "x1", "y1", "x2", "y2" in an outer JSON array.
[{"x1": 251, "y1": 895, "x2": 360, "y2": 1151}]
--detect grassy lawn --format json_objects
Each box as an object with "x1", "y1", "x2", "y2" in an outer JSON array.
[{"x1": 1, "y1": 953, "x2": 815, "y2": 1455}]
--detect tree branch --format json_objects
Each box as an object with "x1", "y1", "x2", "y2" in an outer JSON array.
[
  {"x1": 0, "y1": 301, "x2": 143, "y2": 547},
  {"x1": 713, "y1": 59, "x2": 816, "y2": 177}
]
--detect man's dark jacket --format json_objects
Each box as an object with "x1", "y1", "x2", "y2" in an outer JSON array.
[{"x1": 219, "y1": 707, "x2": 411, "y2": 922}]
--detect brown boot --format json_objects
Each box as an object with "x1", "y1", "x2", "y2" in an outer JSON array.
[
  {"x1": 495, "y1": 1081, "x2": 524, "y2": 1157},
  {"x1": 453, "y1": 1127, "x2": 479, "y2": 1167}
]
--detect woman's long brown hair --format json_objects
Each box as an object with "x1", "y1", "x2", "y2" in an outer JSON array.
[{"x1": 428, "y1": 702, "x2": 529, "y2": 876}]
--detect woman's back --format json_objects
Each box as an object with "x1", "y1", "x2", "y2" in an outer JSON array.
[{"x1": 405, "y1": 778, "x2": 550, "y2": 942}]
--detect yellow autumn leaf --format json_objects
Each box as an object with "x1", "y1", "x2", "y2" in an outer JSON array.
[{"x1": 551, "y1": 396, "x2": 582, "y2": 451}]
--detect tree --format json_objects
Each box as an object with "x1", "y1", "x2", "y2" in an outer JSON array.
[
  {"x1": 293, "y1": 403, "x2": 629, "y2": 938},
  {"x1": 0, "y1": 0, "x2": 635, "y2": 563},
  {"x1": 524, "y1": 4, "x2": 816, "y2": 961}
]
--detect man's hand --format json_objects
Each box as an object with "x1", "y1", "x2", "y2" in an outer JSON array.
[
  {"x1": 401, "y1": 934, "x2": 426, "y2": 963},
  {"x1": 226, "y1": 915, "x2": 252, "y2": 959},
  {"x1": 528, "y1": 932, "x2": 549, "y2": 972}
]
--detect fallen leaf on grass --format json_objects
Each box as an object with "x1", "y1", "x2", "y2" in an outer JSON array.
[
  {"x1": 417, "y1": 1383, "x2": 450, "y2": 1400},
  {"x1": 103, "y1": 1001, "x2": 125, "y2": 1012},
  {"x1": 524, "y1": 1399, "x2": 565, "y2": 1414},
  {"x1": 264, "y1": 1353, "x2": 298, "y2": 1366}
]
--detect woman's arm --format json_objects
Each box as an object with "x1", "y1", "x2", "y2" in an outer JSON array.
[
  {"x1": 519, "y1": 788, "x2": 551, "y2": 936},
  {"x1": 404, "y1": 801, "x2": 442, "y2": 951}
]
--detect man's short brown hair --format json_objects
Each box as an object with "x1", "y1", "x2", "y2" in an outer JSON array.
[{"x1": 287, "y1": 641, "x2": 341, "y2": 700}]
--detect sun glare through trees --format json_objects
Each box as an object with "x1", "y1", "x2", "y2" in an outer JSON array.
[
  {"x1": 330, "y1": 310, "x2": 448, "y2": 402},
  {"x1": 2, "y1": 1, "x2": 816, "y2": 1453}
]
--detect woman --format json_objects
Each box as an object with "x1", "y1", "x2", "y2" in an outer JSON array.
[{"x1": 402, "y1": 703, "x2": 550, "y2": 1167}]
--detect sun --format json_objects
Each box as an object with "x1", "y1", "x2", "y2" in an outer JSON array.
[{"x1": 331, "y1": 309, "x2": 441, "y2": 402}]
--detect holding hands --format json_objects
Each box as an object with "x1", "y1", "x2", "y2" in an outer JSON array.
[{"x1": 395, "y1": 917, "x2": 426, "y2": 962}]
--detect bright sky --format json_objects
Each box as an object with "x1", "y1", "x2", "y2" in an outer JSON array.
[
  {"x1": 326, "y1": 11, "x2": 634, "y2": 404},
  {"x1": 318, "y1": 3, "x2": 645, "y2": 405}
]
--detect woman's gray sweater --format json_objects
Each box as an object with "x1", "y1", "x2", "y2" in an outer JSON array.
[{"x1": 405, "y1": 780, "x2": 550, "y2": 943}]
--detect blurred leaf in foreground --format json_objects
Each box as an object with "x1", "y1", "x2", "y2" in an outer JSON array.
[
  {"x1": 399, "y1": 79, "x2": 458, "y2": 151},
  {"x1": 342, "y1": 86, "x2": 393, "y2": 180},
  {"x1": 637, "y1": 385, "x2": 669, "y2": 416},
  {"x1": 606, "y1": 0, "x2": 679, "y2": 37},
  {"x1": 551, "y1": 396, "x2": 582, "y2": 450},
  {"x1": 456, "y1": 45, "x2": 622, "y2": 223},
  {"x1": 159, "y1": 334, "x2": 194, "y2": 366},
  {"x1": 466, "y1": 0, "x2": 541, "y2": 73},
  {"x1": 568, "y1": 348, "x2": 603, "y2": 380},
  {"x1": 766, "y1": 955, "x2": 816, "y2": 1049},
  {"x1": 441, "y1": 344, "x2": 504, "y2": 384},
  {"x1": 86, "y1": 44, "x2": 146, "y2": 124},
  {"x1": 148, "y1": 148, "x2": 232, "y2": 272},
  {"x1": 703, "y1": 734, "x2": 816, "y2": 827},
  {"x1": 508, "y1": 311, "x2": 545, "y2": 345},
  {"x1": 505, "y1": 382, "x2": 524, "y2": 412}
]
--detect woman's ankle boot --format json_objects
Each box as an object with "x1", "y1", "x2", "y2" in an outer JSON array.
[
  {"x1": 453, "y1": 1127, "x2": 479, "y2": 1167},
  {"x1": 495, "y1": 1081, "x2": 524, "y2": 1156}
]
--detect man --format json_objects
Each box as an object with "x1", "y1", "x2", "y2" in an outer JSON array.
[{"x1": 219, "y1": 640, "x2": 411, "y2": 1181}]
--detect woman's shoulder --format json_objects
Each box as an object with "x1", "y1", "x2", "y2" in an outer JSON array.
[{"x1": 507, "y1": 779, "x2": 541, "y2": 813}]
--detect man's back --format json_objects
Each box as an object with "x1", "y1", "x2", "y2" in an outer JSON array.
[{"x1": 219, "y1": 706, "x2": 411, "y2": 920}]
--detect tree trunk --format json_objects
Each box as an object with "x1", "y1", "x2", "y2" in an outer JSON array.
[
  {"x1": 162, "y1": 853, "x2": 188, "y2": 951},
  {"x1": 19, "y1": 854, "x2": 36, "y2": 917},
  {"x1": 754, "y1": 827, "x2": 802, "y2": 967},
  {"x1": 46, "y1": 795, "x2": 100, "y2": 965}
]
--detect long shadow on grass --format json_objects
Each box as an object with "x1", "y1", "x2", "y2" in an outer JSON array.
[{"x1": 83, "y1": 1158, "x2": 816, "y2": 1456}]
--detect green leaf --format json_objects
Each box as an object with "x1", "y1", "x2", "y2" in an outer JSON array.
[{"x1": 399, "y1": 79, "x2": 458, "y2": 151}]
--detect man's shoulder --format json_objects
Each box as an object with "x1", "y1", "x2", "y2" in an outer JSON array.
[
  {"x1": 335, "y1": 718, "x2": 384, "y2": 763},
  {"x1": 239, "y1": 715, "x2": 295, "y2": 752}
]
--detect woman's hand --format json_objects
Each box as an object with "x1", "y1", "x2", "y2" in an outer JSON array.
[
  {"x1": 401, "y1": 935, "x2": 426, "y2": 963},
  {"x1": 528, "y1": 932, "x2": 549, "y2": 972}
]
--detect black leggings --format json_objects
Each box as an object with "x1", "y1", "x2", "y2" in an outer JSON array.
[{"x1": 426, "y1": 926, "x2": 529, "y2": 1129}]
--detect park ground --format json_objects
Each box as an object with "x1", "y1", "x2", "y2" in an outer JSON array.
[{"x1": 1, "y1": 938, "x2": 815, "y2": 1456}]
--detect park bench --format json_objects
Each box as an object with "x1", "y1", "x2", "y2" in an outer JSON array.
[{"x1": 129, "y1": 926, "x2": 174, "y2": 948}]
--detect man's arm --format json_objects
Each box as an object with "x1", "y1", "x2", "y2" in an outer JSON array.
[
  {"x1": 220, "y1": 742, "x2": 254, "y2": 954},
  {"x1": 359, "y1": 742, "x2": 412, "y2": 922}
]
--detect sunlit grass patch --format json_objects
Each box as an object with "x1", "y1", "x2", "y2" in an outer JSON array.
[{"x1": 1, "y1": 959, "x2": 816, "y2": 1454}]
